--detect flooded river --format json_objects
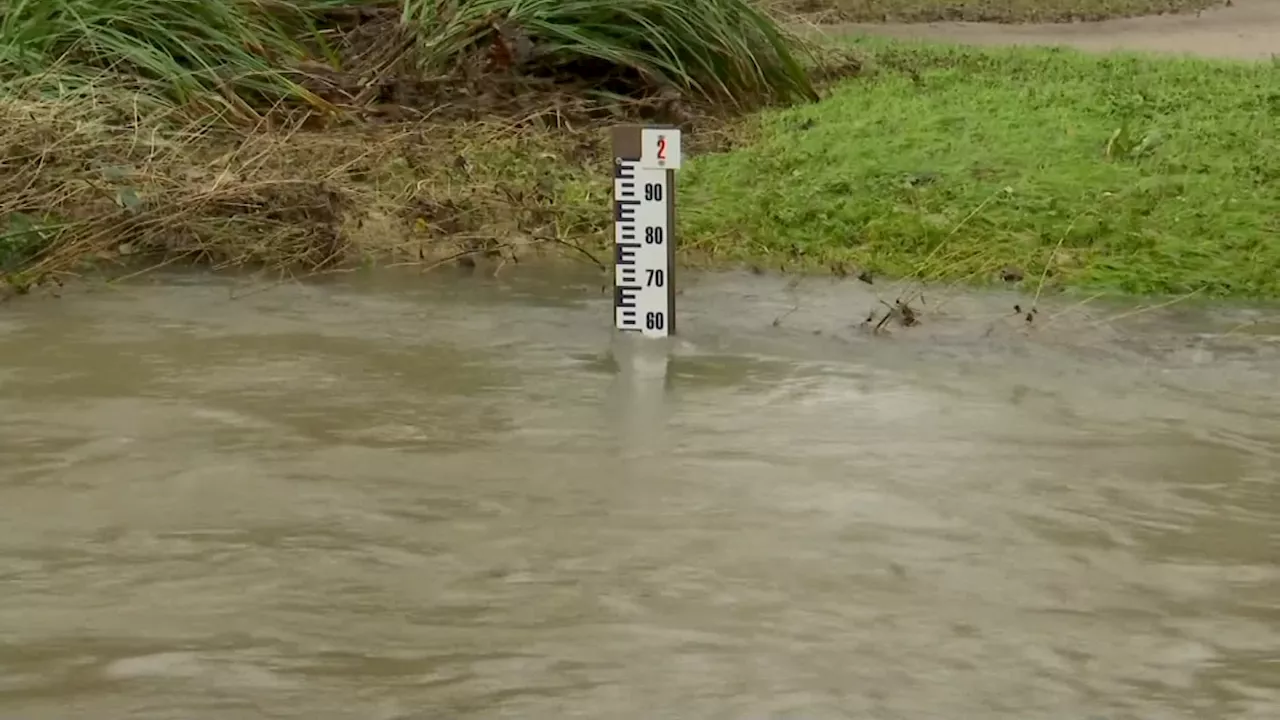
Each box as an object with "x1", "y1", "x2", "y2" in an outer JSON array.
[{"x1": 1, "y1": 267, "x2": 1277, "y2": 719}]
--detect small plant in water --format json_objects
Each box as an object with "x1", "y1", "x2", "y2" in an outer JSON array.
[{"x1": 1, "y1": 212, "x2": 49, "y2": 271}]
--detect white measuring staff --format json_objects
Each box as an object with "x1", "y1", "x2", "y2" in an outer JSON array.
[{"x1": 614, "y1": 126, "x2": 682, "y2": 338}]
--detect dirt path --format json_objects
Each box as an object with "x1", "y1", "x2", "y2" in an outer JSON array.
[{"x1": 828, "y1": 0, "x2": 1280, "y2": 59}]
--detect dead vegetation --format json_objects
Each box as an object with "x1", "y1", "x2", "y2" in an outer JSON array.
[
  {"x1": 0, "y1": 85, "x2": 776, "y2": 298},
  {"x1": 0, "y1": 100, "x2": 596, "y2": 294}
]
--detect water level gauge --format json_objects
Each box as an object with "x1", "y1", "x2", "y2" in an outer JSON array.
[{"x1": 612, "y1": 125, "x2": 682, "y2": 338}]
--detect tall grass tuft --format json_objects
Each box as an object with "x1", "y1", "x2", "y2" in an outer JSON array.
[
  {"x1": 402, "y1": 0, "x2": 818, "y2": 106},
  {"x1": 0, "y1": 0, "x2": 330, "y2": 117},
  {"x1": 2, "y1": 0, "x2": 819, "y2": 116}
]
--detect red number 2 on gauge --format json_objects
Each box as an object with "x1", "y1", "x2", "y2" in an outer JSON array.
[{"x1": 656, "y1": 135, "x2": 667, "y2": 161}]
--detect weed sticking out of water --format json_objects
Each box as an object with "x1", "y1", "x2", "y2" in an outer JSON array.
[{"x1": 679, "y1": 40, "x2": 1280, "y2": 298}]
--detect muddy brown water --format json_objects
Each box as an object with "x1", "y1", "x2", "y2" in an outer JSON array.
[
  {"x1": 1, "y1": 266, "x2": 1278, "y2": 719},
  {"x1": 831, "y1": 0, "x2": 1280, "y2": 59}
]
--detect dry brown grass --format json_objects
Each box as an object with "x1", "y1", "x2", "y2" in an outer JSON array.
[
  {"x1": 0, "y1": 79, "x2": 761, "y2": 296},
  {"x1": 0, "y1": 105, "x2": 565, "y2": 293}
]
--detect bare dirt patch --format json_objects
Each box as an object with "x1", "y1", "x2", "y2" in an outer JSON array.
[
  {"x1": 772, "y1": 0, "x2": 1229, "y2": 23},
  {"x1": 799, "y1": 0, "x2": 1280, "y2": 59}
]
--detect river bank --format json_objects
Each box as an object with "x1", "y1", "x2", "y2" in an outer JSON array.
[
  {"x1": 5, "y1": 262, "x2": 1278, "y2": 720},
  {"x1": 2, "y1": 1, "x2": 1276, "y2": 301},
  {"x1": 682, "y1": 38, "x2": 1278, "y2": 297}
]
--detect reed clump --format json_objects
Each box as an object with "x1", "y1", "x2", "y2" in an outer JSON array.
[{"x1": 0, "y1": 0, "x2": 825, "y2": 292}]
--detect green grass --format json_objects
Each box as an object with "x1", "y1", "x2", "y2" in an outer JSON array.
[
  {"x1": 679, "y1": 39, "x2": 1280, "y2": 297},
  {"x1": 0, "y1": 0, "x2": 817, "y2": 119},
  {"x1": 4, "y1": 2, "x2": 1277, "y2": 301},
  {"x1": 403, "y1": 0, "x2": 818, "y2": 106},
  {"x1": 0, "y1": 0, "x2": 328, "y2": 117}
]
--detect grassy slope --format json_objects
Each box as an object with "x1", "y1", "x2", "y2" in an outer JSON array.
[
  {"x1": 773, "y1": 0, "x2": 1226, "y2": 23},
  {"x1": 679, "y1": 39, "x2": 1279, "y2": 297},
  {"x1": 4, "y1": 3, "x2": 1276, "y2": 301}
]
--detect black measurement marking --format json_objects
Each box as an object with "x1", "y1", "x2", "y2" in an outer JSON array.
[
  {"x1": 615, "y1": 200, "x2": 638, "y2": 222},
  {"x1": 616, "y1": 242, "x2": 639, "y2": 264},
  {"x1": 615, "y1": 287, "x2": 638, "y2": 308},
  {"x1": 613, "y1": 156, "x2": 674, "y2": 335}
]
